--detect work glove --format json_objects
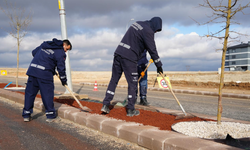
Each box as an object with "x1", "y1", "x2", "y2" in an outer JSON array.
[
  {"x1": 157, "y1": 66, "x2": 163, "y2": 74},
  {"x1": 140, "y1": 71, "x2": 145, "y2": 78},
  {"x1": 61, "y1": 80, "x2": 67, "y2": 86}
]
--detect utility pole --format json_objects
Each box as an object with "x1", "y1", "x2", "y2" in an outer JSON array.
[{"x1": 58, "y1": 0, "x2": 73, "y2": 93}]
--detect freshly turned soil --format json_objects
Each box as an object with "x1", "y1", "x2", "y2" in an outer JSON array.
[{"x1": 0, "y1": 83, "x2": 214, "y2": 130}]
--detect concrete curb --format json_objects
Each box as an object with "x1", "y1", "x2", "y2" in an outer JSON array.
[
  {"x1": 80, "y1": 82, "x2": 250, "y2": 99},
  {"x1": 0, "y1": 88, "x2": 248, "y2": 150}
]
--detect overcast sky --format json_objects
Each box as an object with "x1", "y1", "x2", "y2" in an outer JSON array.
[{"x1": 0, "y1": 0, "x2": 249, "y2": 72}]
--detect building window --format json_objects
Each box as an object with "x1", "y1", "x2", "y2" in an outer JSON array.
[
  {"x1": 232, "y1": 55, "x2": 236, "y2": 59},
  {"x1": 225, "y1": 62, "x2": 229, "y2": 66},
  {"x1": 232, "y1": 49, "x2": 236, "y2": 53},
  {"x1": 226, "y1": 56, "x2": 229, "y2": 60},
  {"x1": 232, "y1": 61, "x2": 236, "y2": 65}
]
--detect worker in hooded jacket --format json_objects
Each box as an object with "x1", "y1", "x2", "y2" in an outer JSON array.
[
  {"x1": 137, "y1": 49, "x2": 150, "y2": 106},
  {"x1": 22, "y1": 38, "x2": 72, "y2": 122},
  {"x1": 101, "y1": 17, "x2": 163, "y2": 117}
]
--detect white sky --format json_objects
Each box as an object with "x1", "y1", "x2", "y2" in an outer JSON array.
[{"x1": 0, "y1": 0, "x2": 249, "y2": 71}]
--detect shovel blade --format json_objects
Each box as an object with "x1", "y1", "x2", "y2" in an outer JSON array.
[
  {"x1": 175, "y1": 113, "x2": 194, "y2": 120},
  {"x1": 80, "y1": 106, "x2": 92, "y2": 112}
]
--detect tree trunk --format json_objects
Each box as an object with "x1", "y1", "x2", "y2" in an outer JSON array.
[{"x1": 217, "y1": 0, "x2": 231, "y2": 125}]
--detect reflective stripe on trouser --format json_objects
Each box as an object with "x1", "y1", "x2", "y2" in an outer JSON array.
[
  {"x1": 103, "y1": 55, "x2": 138, "y2": 110},
  {"x1": 22, "y1": 76, "x2": 56, "y2": 119}
]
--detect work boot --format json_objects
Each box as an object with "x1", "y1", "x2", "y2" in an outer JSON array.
[
  {"x1": 101, "y1": 105, "x2": 110, "y2": 114},
  {"x1": 23, "y1": 116, "x2": 32, "y2": 122},
  {"x1": 46, "y1": 116, "x2": 60, "y2": 123},
  {"x1": 139, "y1": 96, "x2": 149, "y2": 106},
  {"x1": 126, "y1": 109, "x2": 140, "y2": 117}
]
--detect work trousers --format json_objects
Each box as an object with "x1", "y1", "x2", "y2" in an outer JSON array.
[
  {"x1": 103, "y1": 55, "x2": 138, "y2": 110},
  {"x1": 138, "y1": 64, "x2": 148, "y2": 98},
  {"x1": 22, "y1": 76, "x2": 56, "y2": 119}
]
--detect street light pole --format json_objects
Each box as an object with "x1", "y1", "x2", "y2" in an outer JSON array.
[
  {"x1": 58, "y1": 0, "x2": 73, "y2": 93},
  {"x1": 125, "y1": 18, "x2": 134, "y2": 31}
]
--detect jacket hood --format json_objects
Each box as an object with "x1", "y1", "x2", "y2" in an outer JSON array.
[
  {"x1": 149, "y1": 17, "x2": 162, "y2": 32},
  {"x1": 41, "y1": 38, "x2": 63, "y2": 49}
]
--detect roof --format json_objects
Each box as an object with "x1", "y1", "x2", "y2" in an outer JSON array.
[{"x1": 227, "y1": 42, "x2": 250, "y2": 49}]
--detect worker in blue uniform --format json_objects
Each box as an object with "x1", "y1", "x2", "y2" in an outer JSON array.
[
  {"x1": 22, "y1": 38, "x2": 72, "y2": 122},
  {"x1": 101, "y1": 17, "x2": 163, "y2": 117},
  {"x1": 137, "y1": 50, "x2": 149, "y2": 106}
]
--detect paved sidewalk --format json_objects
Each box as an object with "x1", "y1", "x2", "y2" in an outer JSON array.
[{"x1": 0, "y1": 88, "x2": 249, "y2": 150}]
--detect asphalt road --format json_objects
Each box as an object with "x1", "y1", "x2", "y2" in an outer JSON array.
[
  {"x1": 1, "y1": 76, "x2": 250, "y2": 122},
  {"x1": 0, "y1": 95, "x2": 145, "y2": 150}
]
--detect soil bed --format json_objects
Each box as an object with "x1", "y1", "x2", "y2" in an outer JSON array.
[{"x1": 0, "y1": 83, "x2": 213, "y2": 130}]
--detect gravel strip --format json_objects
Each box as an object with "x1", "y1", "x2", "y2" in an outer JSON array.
[{"x1": 171, "y1": 121, "x2": 250, "y2": 139}]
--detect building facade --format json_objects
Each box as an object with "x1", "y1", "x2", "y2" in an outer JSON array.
[{"x1": 225, "y1": 41, "x2": 250, "y2": 71}]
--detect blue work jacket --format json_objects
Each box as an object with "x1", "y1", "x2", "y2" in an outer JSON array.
[
  {"x1": 26, "y1": 38, "x2": 67, "y2": 82},
  {"x1": 115, "y1": 17, "x2": 162, "y2": 68}
]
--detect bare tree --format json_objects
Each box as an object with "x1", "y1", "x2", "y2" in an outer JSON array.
[
  {"x1": 195, "y1": 0, "x2": 250, "y2": 125},
  {"x1": 0, "y1": 0, "x2": 32, "y2": 87}
]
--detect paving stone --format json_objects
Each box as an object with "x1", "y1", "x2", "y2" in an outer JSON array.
[
  {"x1": 198, "y1": 144, "x2": 242, "y2": 150},
  {"x1": 34, "y1": 98, "x2": 44, "y2": 110},
  {"x1": 64, "y1": 110, "x2": 84, "y2": 122},
  {"x1": 101, "y1": 119, "x2": 139, "y2": 137},
  {"x1": 119, "y1": 125, "x2": 158, "y2": 144},
  {"x1": 173, "y1": 89, "x2": 184, "y2": 93},
  {"x1": 183, "y1": 90, "x2": 196, "y2": 94},
  {"x1": 138, "y1": 129, "x2": 183, "y2": 150},
  {"x1": 0, "y1": 89, "x2": 22, "y2": 102},
  {"x1": 86, "y1": 114, "x2": 111, "y2": 131},
  {"x1": 164, "y1": 136, "x2": 240, "y2": 150},
  {"x1": 74, "y1": 112, "x2": 92, "y2": 126},
  {"x1": 57, "y1": 106, "x2": 80, "y2": 120}
]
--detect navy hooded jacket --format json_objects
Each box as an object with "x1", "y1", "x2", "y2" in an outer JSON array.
[
  {"x1": 138, "y1": 49, "x2": 148, "y2": 66},
  {"x1": 26, "y1": 38, "x2": 67, "y2": 82},
  {"x1": 115, "y1": 17, "x2": 162, "y2": 68}
]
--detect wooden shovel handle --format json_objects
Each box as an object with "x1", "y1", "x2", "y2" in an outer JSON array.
[
  {"x1": 55, "y1": 72, "x2": 85, "y2": 109},
  {"x1": 159, "y1": 72, "x2": 187, "y2": 115},
  {"x1": 138, "y1": 59, "x2": 153, "y2": 82}
]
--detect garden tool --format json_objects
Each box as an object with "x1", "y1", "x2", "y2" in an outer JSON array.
[
  {"x1": 56, "y1": 72, "x2": 91, "y2": 112},
  {"x1": 137, "y1": 59, "x2": 153, "y2": 82},
  {"x1": 159, "y1": 72, "x2": 194, "y2": 120}
]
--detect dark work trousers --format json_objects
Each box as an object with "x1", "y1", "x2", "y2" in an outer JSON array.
[
  {"x1": 22, "y1": 76, "x2": 56, "y2": 119},
  {"x1": 103, "y1": 55, "x2": 138, "y2": 110},
  {"x1": 138, "y1": 65, "x2": 148, "y2": 98}
]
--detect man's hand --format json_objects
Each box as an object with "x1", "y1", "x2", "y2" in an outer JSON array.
[{"x1": 157, "y1": 66, "x2": 163, "y2": 74}]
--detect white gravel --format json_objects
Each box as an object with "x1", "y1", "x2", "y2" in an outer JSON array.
[{"x1": 171, "y1": 121, "x2": 250, "y2": 139}]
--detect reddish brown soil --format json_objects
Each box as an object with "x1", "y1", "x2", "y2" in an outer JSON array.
[{"x1": 0, "y1": 83, "x2": 214, "y2": 130}]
